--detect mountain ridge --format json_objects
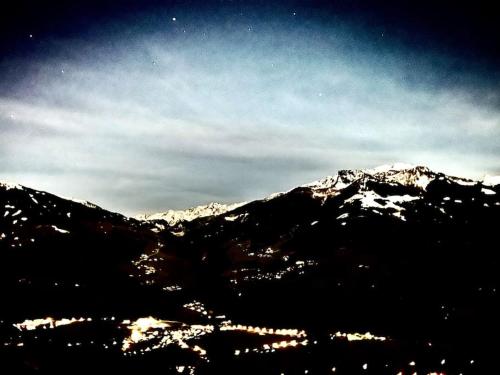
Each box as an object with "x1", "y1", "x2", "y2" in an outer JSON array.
[
  {"x1": 133, "y1": 164, "x2": 497, "y2": 226},
  {"x1": 1, "y1": 164, "x2": 499, "y2": 373},
  {"x1": 2, "y1": 164, "x2": 498, "y2": 224}
]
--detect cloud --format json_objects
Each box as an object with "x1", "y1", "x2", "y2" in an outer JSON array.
[{"x1": 0, "y1": 23, "x2": 499, "y2": 214}]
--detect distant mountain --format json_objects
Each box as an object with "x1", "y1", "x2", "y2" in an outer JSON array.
[
  {"x1": 1, "y1": 165, "x2": 499, "y2": 374},
  {"x1": 135, "y1": 201, "x2": 246, "y2": 226}
]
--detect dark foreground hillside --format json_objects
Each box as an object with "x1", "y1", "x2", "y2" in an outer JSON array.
[{"x1": 1, "y1": 165, "x2": 499, "y2": 374}]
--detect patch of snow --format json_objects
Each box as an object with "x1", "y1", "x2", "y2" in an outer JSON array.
[
  {"x1": 51, "y1": 225, "x2": 70, "y2": 234},
  {"x1": 150, "y1": 223, "x2": 166, "y2": 233},
  {"x1": 414, "y1": 174, "x2": 431, "y2": 189},
  {"x1": 59, "y1": 196, "x2": 99, "y2": 209},
  {"x1": 482, "y1": 188, "x2": 496, "y2": 195},
  {"x1": 272, "y1": 175, "x2": 356, "y2": 201},
  {"x1": 303, "y1": 174, "x2": 358, "y2": 191},
  {"x1": 370, "y1": 165, "x2": 433, "y2": 189},
  {"x1": 263, "y1": 191, "x2": 285, "y2": 201},
  {"x1": 451, "y1": 177, "x2": 476, "y2": 186},
  {"x1": 0, "y1": 181, "x2": 23, "y2": 190},
  {"x1": 390, "y1": 195, "x2": 422, "y2": 203},
  {"x1": 345, "y1": 191, "x2": 420, "y2": 221},
  {"x1": 347, "y1": 191, "x2": 419, "y2": 209},
  {"x1": 225, "y1": 213, "x2": 248, "y2": 222},
  {"x1": 155, "y1": 223, "x2": 165, "y2": 231},
  {"x1": 392, "y1": 211, "x2": 406, "y2": 221}
]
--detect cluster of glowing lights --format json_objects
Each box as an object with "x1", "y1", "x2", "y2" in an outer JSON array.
[
  {"x1": 234, "y1": 339, "x2": 309, "y2": 356},
  {"x1": 183, "y1": 300, "x2": 210, "y2": 316},
  {"x1": 6, "y1": 314, "x2": 479, "y2": 375},
  {"x1": 330, "y1": 331, "x2": 388, "y2": 342},
  {"x1": 176, "y1": 365, "x2": 196, "y2": 374},
  {"x1": 132, "y1": 254, "x2": 158, "y2": 276},
  {"x1": 14, "y1": 317, "x2": 90, "y2": 331},
  {"x1": 163, "y1": 284, "x2": 183, "y2": 292},
  {"x1": 220, "y1": 322, "x2": 306, "y2": 338},
  {"x1": 231, "y1": 259, "x2": 318, "y2": 284},
  {"x1": 131, "y1": 243, "x2": 165, "y2": 285},
  {"x1": 122, "y1": 317, "x2": 170, "y2": 350},
  {"x1": 121, "y1": 316, "x2": 213, "y2": 359}
]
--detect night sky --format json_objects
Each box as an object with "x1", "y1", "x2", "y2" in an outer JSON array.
[{"x1": 1, "y1": 0, "x2": 499, "y2": 214}]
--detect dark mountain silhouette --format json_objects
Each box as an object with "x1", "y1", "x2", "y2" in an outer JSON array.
[{"x1": 1, "y1": 164, "x2": 499, "y2": 374}]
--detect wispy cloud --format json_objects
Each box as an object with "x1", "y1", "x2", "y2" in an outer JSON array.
[{"x1": 1, "y1": 24, "x2": 499, "y2": 214}]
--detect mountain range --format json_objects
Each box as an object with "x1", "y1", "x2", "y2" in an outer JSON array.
[{"x1": 1, "y1": 164, "x2": 499, "y2": 374}]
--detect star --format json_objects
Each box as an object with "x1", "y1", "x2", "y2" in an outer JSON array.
[
  {"x1": 29, "y1": 34, "x2": 33, "y2": 38},
  {"x1": 172, "y1": 17, "x2": 176, "y2": 22}
]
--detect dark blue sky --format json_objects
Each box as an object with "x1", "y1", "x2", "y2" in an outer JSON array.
[{"x1": 1, "y1": 1, "x2": 499, "y2": 214}]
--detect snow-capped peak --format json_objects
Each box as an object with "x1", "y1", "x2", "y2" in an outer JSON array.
[
  {"x1": 367, "y1": 164, "x2": 433, "y2": 189},
  {"x1": 135, "y1": 201, "x2": 247, "y2": 226},
  {"x1": 303, "y1": 164, "x2": 434, "y2": 199}
]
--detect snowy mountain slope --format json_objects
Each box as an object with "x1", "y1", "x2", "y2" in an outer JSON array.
[
  {"x1": 0, "y1": 181, "x2": 139, "y2": 249},
  {"x1": 0, "y1": 181, "x2": 161, "y2": 322}
]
